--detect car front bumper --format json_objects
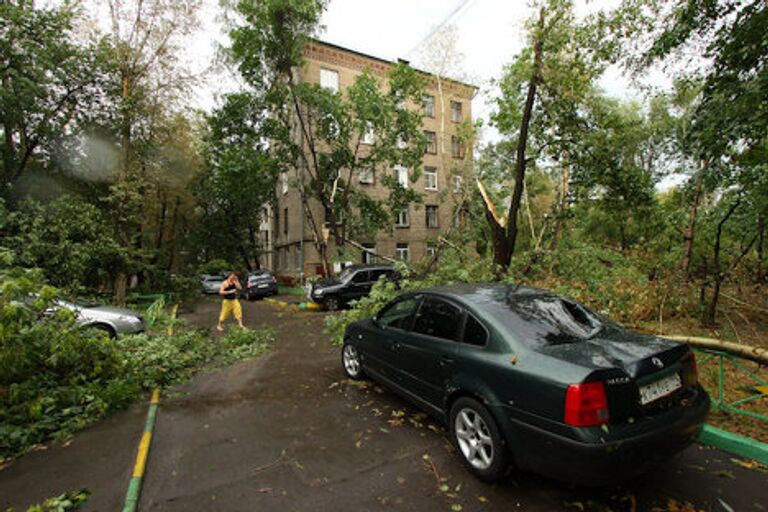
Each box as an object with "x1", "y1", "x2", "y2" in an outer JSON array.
[
  {"x1": 496, "y1": 387, "x2": 710, "y2": 486},
  {"x1": 246, "y1": 284, "x2": 278, "y2": 297}
]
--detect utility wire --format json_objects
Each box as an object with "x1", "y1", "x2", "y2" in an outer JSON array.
[{"x1": 403, "y1": 0, "x2": 476, "y2": 58}]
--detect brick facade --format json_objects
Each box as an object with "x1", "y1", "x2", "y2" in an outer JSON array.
[{"x1": 274, "y1": 40, "x2": 476, "y2": 279}]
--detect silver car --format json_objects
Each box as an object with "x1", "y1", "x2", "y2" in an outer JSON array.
[{"x1": 56, "y1": 300, "x2": 145, "y2": 338}]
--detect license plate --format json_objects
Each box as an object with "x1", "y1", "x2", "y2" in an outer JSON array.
[
  {"x1": 639, "y1": 372, "x2": 682, "y2": 405},
  {"x1": 258, "y1": 284, "x2": 268, "y2": 288}
]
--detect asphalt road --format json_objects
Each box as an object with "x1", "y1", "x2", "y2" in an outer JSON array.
[{"x1": 1, "y1": 297, "x2": 766, "y2": 511}]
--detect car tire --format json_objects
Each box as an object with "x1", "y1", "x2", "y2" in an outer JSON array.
[
  {"x1": 341, "y1": 343, "x2": 365, "y2": 380},
  {"x1": 449, "y1": 397, "x2": 508, "y2": 482},
  {"x1": 323, "y1": 295, "x2": 341, "y2": 311},
  {"x1": 90, "y1": 323, "x2": 116, "y2": 339}
]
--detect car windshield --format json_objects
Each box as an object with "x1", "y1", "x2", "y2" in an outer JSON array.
[
  {"x1": 337, "y1": 267, "x2": 356, "y2": 282},
  {"x1": 487, "y1": 292, "x2": 606, "y2": 347}
]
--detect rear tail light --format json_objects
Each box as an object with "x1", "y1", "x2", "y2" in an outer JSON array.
[{"x1": 564, "y1": 381, "x2": 610, "y2": 426}]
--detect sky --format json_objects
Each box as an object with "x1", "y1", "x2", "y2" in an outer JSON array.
[{"x1": 193, "y1": 0, "x2": 674, "y2": 152}]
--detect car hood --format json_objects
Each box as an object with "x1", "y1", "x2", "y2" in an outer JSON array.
[
  {"x1": 313, "y1": 278, "x2": 342, "y2": 289},
  {"x1": 538, "y1": 330, "x2": 687, "y2": 379},
  {"x1": 82, "y1": 306, "x2": 140, "y2": 319}
]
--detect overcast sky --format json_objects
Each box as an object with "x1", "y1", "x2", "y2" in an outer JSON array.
[{"x1": 194, "y1": 0, "x2": 667, "y2": 145}]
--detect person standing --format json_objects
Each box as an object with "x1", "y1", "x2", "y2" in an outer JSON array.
[{"x1": 217, "y1": 272, "x2": 243, "y2": 332}]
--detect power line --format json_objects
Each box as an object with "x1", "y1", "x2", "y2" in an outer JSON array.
[{"x1": 403, "y1": 0, "x2": 476, "y2": 58}]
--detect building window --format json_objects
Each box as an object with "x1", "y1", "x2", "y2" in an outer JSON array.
[
  {"x1": 423, "y1": 95, "x2": 435, "y2": 117},
  {"x1": 395, "y1": 208, "x2": 409, "y2": 228},
  {"x1": 426, "y1": 242, "x2": 437, "y2": 259},
  {"x1": 295, "y1": 245, "x2": 301, "y2": 271},
  {"x1": 453, "y1": 175, "x2": 463, "y2": 192},
  {"x1": 281, "y1": 172, "x2": 288, "y2": 194},
  {"x1": 320, "y1": 68, "x2": 339, "y2": 92},
  {"x1": 424, "y1": 167, "x2": 438, "y2": 191},
  {"x1": 426, "y1": 205, "x2": 439, "y2": 228},
  {"x1": 283, "y1": 207, "x2": 288, "y2": 235},
  {"x1": 359, "y1": 168, "x2": 374, "y2": 184},
  {"x1": 425, "y1": 131, "x2": 437, "y2": 154},
  {"x1": 362, "y1": 243, "x2": 376, "y2": 264},
  {"x1": 393, "y1": 165, "x2": 408, "y2": 188},
  {"x1": 275, "y1": 248, "x2": 281, "y2": 270},
  {"x1": 263, "y1": 230, "x2": 270, "y2": 249},
  {"x1": 451, "y1": 136, "x2": 465, "y2": 159},
  {"x1": 361, "y1": 122, "x2": 374, "y2": 145},
  {"x1": 453, "y1": 211, "x2": 462, "y2": 228},
  {"x1": 396, "y1": 243, "x2": 410, "y2": 261},
  {"x1": 451, "y1": 101, "x2": 462, "y2": 123}
]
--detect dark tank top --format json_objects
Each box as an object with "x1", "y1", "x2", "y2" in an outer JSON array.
[{"x1": 224, "y1": 283, "x2": 237, "y2": 300}]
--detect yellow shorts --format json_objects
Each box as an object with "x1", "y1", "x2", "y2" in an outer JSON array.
[{"x1": 219, "y1": 299, "x2": 242, "y2": 322}]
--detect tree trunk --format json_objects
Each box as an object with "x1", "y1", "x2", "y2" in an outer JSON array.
[
  {"x1": 550, "y1": 154, "x2": 570, "y2": 249},
  {"x1": 756, "y1": 214, "x2": 765, "y2": 283},
  {"x1": 681, "y1": 168, "x2": 704, "y2": 283},
  {"x1": 113, "y1": 272, "x2": 127, "y2": 306},
  {"x1": 662, "y1": 335, "x2": 768, "y2": 365},
  {"x1": 483, "y1": 7, "x2": 544, "y2": 275},
  {"x1": 702, "y1": 198, "x2": 740, "y2": 326}
]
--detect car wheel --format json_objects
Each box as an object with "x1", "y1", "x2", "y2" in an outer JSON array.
[
  {"x1": 323, "y1": 295, "x2": 340, "y2": 311},
  {"x1": 342, "y1": 343, "x2": 365, "y2": 380},
  {"x1": 450, "y1": 397, "x2": 508, "y2": 482},
  {"x1": 90, "y1": 323, "x2": 116, "y2": 339}
]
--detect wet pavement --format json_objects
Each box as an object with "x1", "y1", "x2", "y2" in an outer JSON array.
[{"x1": 1, "y1": 296, "x2": 766, "y2": 511}]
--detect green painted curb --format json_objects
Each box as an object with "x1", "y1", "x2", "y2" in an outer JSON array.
[
  {"x1": 122, "y1": 390, "x2": 160, "y2": 512},
  {"x1": 699, "y1": 424, "x2": 768, "y2": 465}
]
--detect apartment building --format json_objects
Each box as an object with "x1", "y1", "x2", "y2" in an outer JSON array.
[{"x1": 274, "y1": 39, "x2": 476, "y2": 279}]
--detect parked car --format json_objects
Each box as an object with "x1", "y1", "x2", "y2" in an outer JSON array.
[
  {"x1": 244, "y1": 270, "x2": 279, "y2": 300},
  {"x1": 340, "y1": 283, "x2": 709, "y2": 485},
  {"x1": 308, "y1": 264, "x2": 398, "y2": 311},
  {"x1": 55, "y1": 299, "x2": 144, "y2": 338},
  {"x1": 200, "y1": 274, "x2": 226, "y2": 295}
]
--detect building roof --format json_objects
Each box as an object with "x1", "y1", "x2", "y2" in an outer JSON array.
[{"x1": 306, "y1": 38, "x2": 478, "y2": 93}]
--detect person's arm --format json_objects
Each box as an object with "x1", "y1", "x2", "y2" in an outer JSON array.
[
  {"x1": 219, "y1": 279, "x2": 229, "y2": 295},
  {"x1": 234, "y1": 277, "x2": 242, "y2": 290}
]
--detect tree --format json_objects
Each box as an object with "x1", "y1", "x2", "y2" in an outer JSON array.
[
  {"x1": 192, "y1": 92, "x2": 277, "y2": 269},
  {"x1": 0, "y1": 1, "x2": 109, "y2": 190},
  {"x1": 227, "y1": 0, "x2": 428, "y2": 275},
  {"x1": 486, "y1": 0, "x2": 607, "y2": 273},
  {"x1": 94, "y1": 0, "x2": 202, "y2": 302}
]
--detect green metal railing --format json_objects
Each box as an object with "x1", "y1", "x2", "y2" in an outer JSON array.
[{"x1": 695, "y1": 348, "x2": 768, "y2": 422}]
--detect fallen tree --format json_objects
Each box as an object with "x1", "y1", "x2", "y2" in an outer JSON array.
[{"x1": 662, "y1": 335, "x2": 768, "y2": 366}]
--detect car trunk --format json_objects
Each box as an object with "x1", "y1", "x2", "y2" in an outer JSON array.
[{"x1": 539, "y1": 331, "x2": 696, "y2": 422}]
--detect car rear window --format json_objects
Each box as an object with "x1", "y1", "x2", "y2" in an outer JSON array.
[{"x1": 493, "y1": 295, "x2": 604, "y2": 347}]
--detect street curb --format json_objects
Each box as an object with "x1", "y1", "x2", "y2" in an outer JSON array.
[
  {"x1": 264, "y1": 298, "x2": 323, "y2": 311},
  {"x1": 122, "y1": 389, "x2": 160, "y2": 512},
  {"x1": 699, "y1": 424, "x2": 768, "y2": 465}
]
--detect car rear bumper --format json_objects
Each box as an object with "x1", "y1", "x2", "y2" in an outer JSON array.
[{"x1": 497, "y1": 388, "x2": 710, "y2": 486}]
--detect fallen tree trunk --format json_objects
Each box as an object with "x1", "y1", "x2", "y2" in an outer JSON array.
[{"x1": 662, "y1": 334, "x2": 768, "y2": 365}]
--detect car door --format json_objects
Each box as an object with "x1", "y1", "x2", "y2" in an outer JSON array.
[
  {"x1": 344, "y1": 270, "x2": 371, "y2": 302},
  {"x1": 363, "y1": 295, "x2": 421, "y2": 383},
  {"x1": 396, "y1": 296, "x2": 463, "y2": 411}
]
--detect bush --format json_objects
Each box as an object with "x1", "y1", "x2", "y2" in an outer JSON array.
[{"x1": 0, "y1": 268, "x2": 276, "y2": 461}]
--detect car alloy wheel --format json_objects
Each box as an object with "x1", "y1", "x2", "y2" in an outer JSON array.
[
  {"x1": 450, "y1": 397, "x2": 508, "y2": 481},
  {"x1": 342, "y1": 344, "x2": 364, "y2": 379},
  {"x1": 455, "y1": 407, "x2": 494, "y2": 469},
  {"x1": 324, "y1": 296, "x2": 340, "y2": 311}
]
